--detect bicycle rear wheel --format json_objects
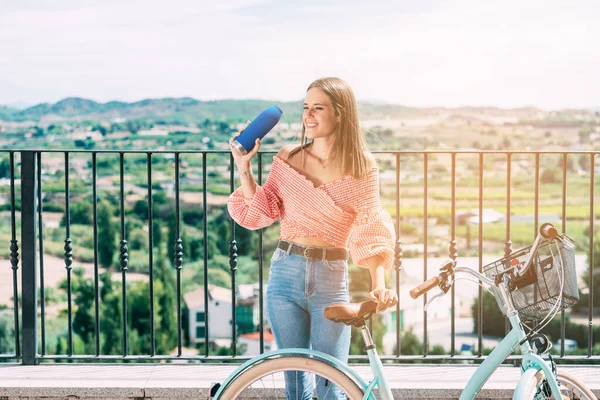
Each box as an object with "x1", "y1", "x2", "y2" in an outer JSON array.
[
  {"x1": 522, "y1": 370, "x2": 597, "y2": 400},
  {"x1": 217, "y1": 355, "x2": 364, "y2": 399}
]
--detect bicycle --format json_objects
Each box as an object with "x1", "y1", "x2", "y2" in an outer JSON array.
[
  {"x1": 210, "y1": 223, "x2": 596, "y2": 399},
  {"x1": 409, "y1": 223, "x2": 596, "y2": 400}
]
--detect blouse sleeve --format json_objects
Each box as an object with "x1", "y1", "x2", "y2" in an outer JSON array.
[
  {"x1": 227, "y1": 173, "x2": 281, "y2": 230},
  {"x1": 348, "y1": 172, "x2": 396, "y2": 270}
]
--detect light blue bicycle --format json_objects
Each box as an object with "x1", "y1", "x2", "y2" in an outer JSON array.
[{"x1": 212, "y1": 223, "x2": 595, "y2": 399}]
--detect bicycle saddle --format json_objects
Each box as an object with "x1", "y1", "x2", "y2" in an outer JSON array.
[{"x1": 324, "y1": 301, "x2": 378, "y2": 327}]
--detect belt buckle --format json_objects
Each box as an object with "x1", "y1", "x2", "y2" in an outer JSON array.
[
  {"x1": 303, "y1": 247, "x2": 312, "y2": 259},
  {"x1": 303, "y1": 247, "x2": 325, "y2": 260}
]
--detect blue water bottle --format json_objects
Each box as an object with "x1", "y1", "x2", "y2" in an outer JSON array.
[{"x1": 231, "y1": 105, "x2": 283, "y2": 154}]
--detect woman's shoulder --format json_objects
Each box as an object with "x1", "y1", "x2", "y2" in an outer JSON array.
[
  {"x1": 276, "y1": 144, "x2": 300, "y2": 161},
  {"x1": 350, "y1": 152, "x2": 379, "y2": 187},
  {"x1": 363, "y1": 151, "x2": 377, "y2": 169}
]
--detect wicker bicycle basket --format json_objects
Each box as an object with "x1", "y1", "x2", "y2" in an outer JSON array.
[{"x1": 483, "y1": 234, "x2": 579, "y2": 324}]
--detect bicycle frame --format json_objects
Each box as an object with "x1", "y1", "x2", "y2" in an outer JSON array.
[
  {"x1": 361, "y1": 324, "x2": 394, "y2": 400},
  {"x1": 460, "y1": 306, "x2": 562, "y2": 399}
]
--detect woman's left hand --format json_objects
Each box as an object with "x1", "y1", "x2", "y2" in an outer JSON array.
[{"x1": 369, "y1": 288, "x2": 398, "y2": 313}]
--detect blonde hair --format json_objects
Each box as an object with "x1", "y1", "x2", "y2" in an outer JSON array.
[{"x1": 289, "y1": 77, "x2": 372, "y2": 179}]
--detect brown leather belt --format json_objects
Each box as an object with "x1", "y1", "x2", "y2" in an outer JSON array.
[{"x1": 277, "y1": 240, "x2": 349, "y2": 261}]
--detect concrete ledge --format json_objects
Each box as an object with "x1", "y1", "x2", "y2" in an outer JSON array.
[{"x1": 0, "y1": 363, "x2": 598, "y2": 399}]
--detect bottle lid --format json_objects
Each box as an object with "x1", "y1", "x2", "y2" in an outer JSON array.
[{"x1": 231, "y1": 139, "x2": 247, "y2": 155}]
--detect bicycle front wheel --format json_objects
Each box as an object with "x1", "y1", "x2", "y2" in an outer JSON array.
[
  {"x1": 217, "y1": 355, "x2": 364, "y2": 399},
  {"x1": 522, "y1": 370, "x2": 597, "y2": 400}
]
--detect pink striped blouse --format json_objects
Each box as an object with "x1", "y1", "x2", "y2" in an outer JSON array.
[{"x1": 227, "y1": 156, "x2": 396, "y2": 270}]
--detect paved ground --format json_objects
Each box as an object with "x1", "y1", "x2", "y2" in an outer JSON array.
[{"x1": 0, "y1": 363, "x2": 598, "y2": 399}]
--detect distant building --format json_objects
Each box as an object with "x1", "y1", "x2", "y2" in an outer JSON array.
[
  {"x1": 184, "y1": 284, "x2": 233, "y2": 347},
  {"x1": 456, "y1": 208, "x2": 504, "y2": 225},
  {"x1": 238, "y1": 330, "x2": 276, "y2": 355},
  {"x1": 236, "y1": 282, "x2": 265, "y2": 335},
  {"x1": 183, "y1": 282, "x2": 268, "y2": 348},
  {"x1": 237, "y1": 296, "x2": 259, "y2": 335},
  {"x1": 68, "y1": 131, "x2": 104, "y2": 141},
  {"x1": 138, "y1": 128, "x2": 168, "y2": 136}
]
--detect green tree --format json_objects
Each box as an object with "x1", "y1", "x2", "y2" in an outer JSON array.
[
  {"x1": 126, "y1": 120, "x2": 140, "y2": 134},
  {"x1": 127, "y1": 280, "x2": 157, "y2": 354},
  {"x1": 472, "y1": 290, "x2": 505, "y2": 336},
  {"x1": 579, "y1": 154, "x2": 591, "y2": 172},
  {"x1": 129, "y1": 229, "x2": 147, "y2": 251},
  {"x1": 540, "y1": 167, "x2": 561, "y2": 184},
  {"x1": 98, "y1": 201, "x2": 116, "y2": 268},
  {"x1": 99, "y1": 272, "x2": 122, "y2": 355},
  {"x1": 167, "y1": 213, "x2": 177, "y2": 266},
  {"x1": 0, "y1": 312, "x2": 15, "y2": 354},
  {"x1": 92, "y1": 125, "x2": 108, "y2": 136},
  {"x1": 61, "y1": 201, "x2": 93, "y2": 226},
  {"x1": 214, "y1": 206, "x2": 257, "y2": 257},
  {"x1": 0, "y1": 156, "x2": 10, "y2": 179},
  {"x1": 133, "y1": 199, "x2": 149, "y2": 221},
  {"x1": 394, "y1": 329, "x2": 423, "y2": 355},
  {"x1": 154, "y1": 257, "x2": 178, "y2": 353},
  {"x1": 47, "y1": 124, "x2": 64, "y2": 135},
  {"x1": 500, "y1": 136, "x2": 512, "y2": 150},
  {"x1": 71, "y1": 268, "x2": 96, "y2": 346},
  {"x1": 152, "y1": 219, "x2": 163, "y2": 249},
  {"x1": 392, "y1": 329, "x2": 447, "y2": 358},
  {"x1": 153, "y1": 190, "x2": 169, "y2": 206},
  {"x1": 187, "y1": 234, "x2": 202, "y2": 262},
  {"x1": 182, "y1": 208, "x2": 204, "y2": 226},
  {"x1": 54, "y1": 335, "x2": 66, "y2": 361},
  {"x1": 67, "y1": 268, "x2": 178, "y2": 356},
  {"x1": 580, "y1": 233, "x2": 600, "y2": 308},
  {"x1": 216, "y1": 220, "x2": 230, "y2": 255},
  {"x1": 32, "y1": 126, "x2": 44, "y2": 137},
  {"x1": 217, "y1": 121, "x2": 231, "y2": 135}
]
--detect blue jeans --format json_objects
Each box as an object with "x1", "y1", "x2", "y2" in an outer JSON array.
[{"x1": 266, "y1": 244, "x2": 351, "y2": 400}]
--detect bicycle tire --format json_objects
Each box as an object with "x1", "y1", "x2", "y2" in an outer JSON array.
[
  {"x1": 519, "y1": 369, "x2": 597, "y2": 400},
  {"x1": 216, "y1": 355, "x2": 365, "y2": 399}
]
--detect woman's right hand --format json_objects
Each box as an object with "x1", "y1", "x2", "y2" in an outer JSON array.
[{"x1": 229, "y1": 121, "x2": 261, "y2": 172}]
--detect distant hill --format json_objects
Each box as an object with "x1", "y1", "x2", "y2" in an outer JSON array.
[
  {"x1": 0, "y1": 105, "x2": 19, "y2": 121},
  {"x1": 0, "y1": 96, "x2": 558, "y2": 124},
  {"x1": 0, "y1": 97, "x2": 305, "y2": 124}
]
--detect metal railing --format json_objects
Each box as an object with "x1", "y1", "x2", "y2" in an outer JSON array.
[{"x1": 0, "y1": 149, "x2": 597, "y2": 364}]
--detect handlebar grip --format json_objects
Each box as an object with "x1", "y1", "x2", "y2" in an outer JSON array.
[
  {"x1": 540, "y1": 223, "x2": 558, "y2": 240},
  {"x1": 410, "y1": 276, "x2": 440, "y2": 299}
]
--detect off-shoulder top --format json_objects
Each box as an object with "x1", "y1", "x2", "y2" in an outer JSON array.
[{"x1": 227, "y1": 156, "x2": 396, "y2": 270}]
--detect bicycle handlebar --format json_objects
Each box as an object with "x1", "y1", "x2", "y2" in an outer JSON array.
[
  {"x1": 540, "y1": 223, "x2": 558, "y2": 239},
  {"x1": 409, "y1": 276, "x2": 440, "y2": 299},
  {"x1": 518, "y1": 223, "x2": 558, "y2": 276}
]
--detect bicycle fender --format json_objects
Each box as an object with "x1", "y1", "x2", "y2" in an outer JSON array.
[
  {"x1": 513, "y1": 367, "x2": 539, "y2": 399},
  {"x1": 212, "y1": 348, "x2": 374, "y2": 399},
  {"x1": 522, "y1": 353, "x2": 562, "y2": 398}
]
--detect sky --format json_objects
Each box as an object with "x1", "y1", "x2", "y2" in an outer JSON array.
[{"x1": 0, "y1": 0, "x2": 598, "y2": 109}]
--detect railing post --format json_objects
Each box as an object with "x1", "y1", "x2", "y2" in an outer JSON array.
[{"x1": 21, "y1": 151, "x2": 38, "y2": 365}]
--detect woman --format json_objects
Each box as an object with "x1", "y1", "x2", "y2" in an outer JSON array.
[{"x1": 228, "y1": 77, "x2": 398, "y2": 399}]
